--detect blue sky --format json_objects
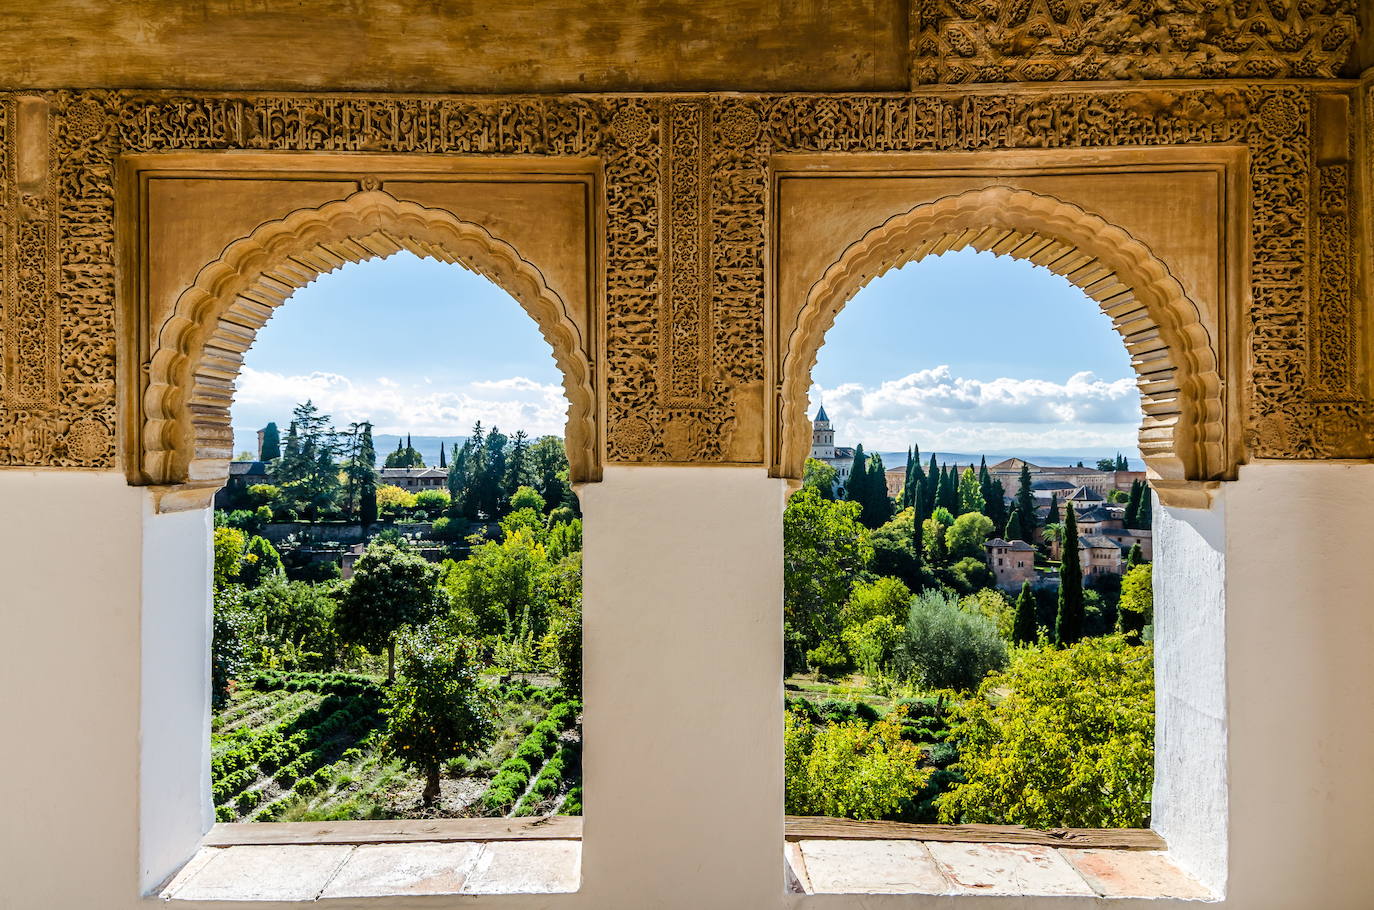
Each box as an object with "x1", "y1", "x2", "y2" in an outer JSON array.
[{"x1": 232, "y1": 249, "x2": 1141, "y2": 457}]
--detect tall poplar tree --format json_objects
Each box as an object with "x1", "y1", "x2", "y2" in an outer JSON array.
[
  {"x1": 1055, "y1": 501, "x2": 1084, "y2": 645},
  {"x1": 1012, "y1": 580, "x2": 1037, "y2": 645},
  {"x1": 259, "y1": 422, "x2": 281, "y2": 461},
  {"x1": 957, "y1": 465, "x2": 985, "y2": 515}
]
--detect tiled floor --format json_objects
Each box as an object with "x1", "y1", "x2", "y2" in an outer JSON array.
[
  {"x1": 160, "y1": 840, "x2": 580, "y2": 901},
  {"x1": 787, "y1": 839, "x2": 1213, "y2": 900},
  {"x1": 162, "y1": 837, "x2": 1211, "y2": 901}
]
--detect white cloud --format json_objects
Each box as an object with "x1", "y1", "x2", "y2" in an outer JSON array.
[
  {"x1": 232, "y1": 367, "x2": 569, "y2": 437},
  {"x1": 810, "y1": 367, "x2": 1143, "y2": 453}
]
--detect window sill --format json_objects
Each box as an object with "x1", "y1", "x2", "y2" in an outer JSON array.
[
  {"x1": 160, "y1": 819, "x2": 581, "y2": 901},
  {"x1": 159, "y1": 818, "x2": 1211, "y2": 903}
]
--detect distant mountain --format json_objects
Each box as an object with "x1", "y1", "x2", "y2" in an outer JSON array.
[{"x1": 870, "y1": 450, "x2": 1145, "y2": 472}]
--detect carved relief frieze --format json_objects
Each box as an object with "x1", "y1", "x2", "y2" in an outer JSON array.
[
  {"x1": 0, "y1": 84, "x2": 1366, "y2": 474},
  {"x1": 912, "y1": 1, "x2": 1358, "y2": 85}
]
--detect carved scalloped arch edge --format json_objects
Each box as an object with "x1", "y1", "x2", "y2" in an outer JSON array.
[
  {"x1": 141, "y1": 189, "x2": 598, "y2": 505},
  {"x1": 775, "y1": 185, "x2": 1232, "y2": 510}
]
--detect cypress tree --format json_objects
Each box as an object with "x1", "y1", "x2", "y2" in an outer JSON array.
[
  {"x1": 939, "y1": 465, "x2": 959, "y2": 513},
  {"x1": 1055, "y1": 501, "x2": 1084, "y2": 646},
  {"x1": 1137, "y1": 485, "x2": 1153, "y2": 530},
  {"x1": 1124, "y1": 479, "x2": 1142, "y2": 528},
  {"x1": 986, "y1": 478, "x2": 1008, "y2": 531},
  {"x1": 924, "y1": 453, "x2": 939, "y2": 514},
  {"x1": 1015, "y1": 462, "x2": 1036, "y2": 529},
  {"x1": 260, "y1": 422, "x2": 281, "y2": 461},
  {"x1": 1126, "y1": 541, "x2": 1144, "y2": 569},
  {"x1": 358, "y1": 423, "x2": 378, "y2": 527},
  {"x1": 844, "y1": 444, "x2": 867, "y2": 503},
  {"x1": 438, "y1": 441, "x2": 447, "y2": 469},
  {"x1": 910, "y1": 492, "x2": 925, "y2": 591},
  {"x1": 1005, "y1": 507, "x2": 1026, "y2": 542},
  {"x1": 1047, "y1": 492, "x2": 1061, "y2": 525},
  {"x1": 1013, "y1": 580, "x2": 1037, "y2": 645},
  {"x1": 862, "y1": 452, "x2": 892, "y2": 528}
]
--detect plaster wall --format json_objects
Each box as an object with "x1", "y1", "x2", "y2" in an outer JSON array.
[{"x1": 2, "y1": 465, "x2": 1374, "y2": 909}]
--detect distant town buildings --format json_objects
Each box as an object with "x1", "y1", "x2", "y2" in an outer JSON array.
[{"x1": 378, "y1": 467, "x2": 448, "y2": 493}]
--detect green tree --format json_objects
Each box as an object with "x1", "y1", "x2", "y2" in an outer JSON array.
[
  {"x1": 1015, "y1": 462, "x2": 1036, "y2": 529},
  {"x1": 938, "y1": 635, "x2": 1154, "y2": 827},
  {"x1": 358, "y1": 424, "x2": 378, "y2": 527},
  {"x1": 784, "y1": 709, "x2": 928, "y2": 819},
  {"x1": 1136, "y1": 484, "x2": 1153, "y2": 530},
  {"x1": 897, "y1": 590, "x2": 1008, "y2": 691},
  {"x1": 1124, "y1": 479, "x2": 1142, "y2": 528},
  {"x1": 1126, "y1": 542, "x2": 1144, "y2": 569},
  {"x1": 413, "y1": 489, "x2": 452, "y2": 516},
  {"x1": 259, "y1": 422, "x2": 281, "y2": 461},
  {"x1": 869, "y1": 508, "x2": 924, "y2": 591},
  {"x1": 530, "y1": 435, "x2": 574, "y2": 513},
  {"x1": 1012, "y1": 580, "x2": 1037, "y2": 645},
  {"x1": 957, "y1": 466, "x2": 985, "y2": 515},
  {"x1": 924, "y1": 453, "x2": 940, "y2": 515},
  {"x1": 844, "y1": 444, "x2": 867, "y2": 504},
  {"x1": 1046, "y1": 492, "x2": 1060, "y2": 525},
  {"x1": 783, "y1": 487, "x2": 872, "y2": 673},
  {"x1": 1117, "y1": 563, "x2": 1153, "y2": 638},
  {"x1": 384, "y1": 632, "x2": 496, "y2": 804},
  {"x1": 269, "y1": 401, "x2": 341, "y2": 520},
  {"x1": 985, "y1": 478, "x2": 1008, "y2": 532},
  {"x1": 336, "y1": 542, "x2": 447, "y2": 682},
  {"x1": 384, "y1": 434, "x2": 426, "y2": 468},
  {"x1": 860, "y1": 452, "x2": 893, "y2": 528},
  {"x1": 946, "y1": 511, "x2": 994, "y2": 562},
  {"x1": 1055, "y1": 500, "x2": 1084, "y2": 645},
  {"x1": 341, "y1": 421, "x2": 379, "y2": 522},
  {"x1": 509, "y1": 485, "x2": 545, "y2": 514},
  {"x1": 504, "y1": 430, "x2": 532, "y2": 494},
  {"x1": 803, "y1": 457, "x2": 838, "y2": 499},
  {"x1": 1096, "y1": 456, "x2": 1116, "y2": 472},
  {"x1": 938, "y1": 465, "x2": 959, "y2": 514},
  {"x1": 239, "y1": 535, "x2": 284, "y2": 588},
  {"x1": 213, "y1": 526, "x2": 247, "y2": 590},
  {"x1": 241, "y1": 576, "x2": 339, "y2": 670},
  {"x1": 1004, "y1": 506, "x2": 1027, "y2": 542},
  {"x1": 922, "y1": 506, "x2": 954, "y2": 568}
]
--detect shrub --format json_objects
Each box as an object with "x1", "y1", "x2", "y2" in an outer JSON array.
[
  {"x1": 895, "y1": 590, "x2": 1008, "y2": 692},
  {"x1": 806, "y1": 639, "x2": 852, "y2": 677},
  {"x1": 784, "y1": 709, "x2": 928, "y2": 819},
  {"x1": 215, "y1": 805, "x2": 236, "y2": 822},
  {"x1": 937, "y1": 635, "x2": 1154, "y2": 828}
]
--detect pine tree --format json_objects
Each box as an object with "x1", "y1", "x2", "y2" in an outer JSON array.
[
  {"x1": 844, "y1": 444, "x2": 867, "y2": 503},
  {"x1": 1012, "y1": 580, "x2": 1037, "y2": 645},
  {"x1": 1055, "y1": 501, "x2": 1084, "y2": 646},
  {"x1": 505, "y1": 430, "x2": 531, "y2": 494},
  {"x1": 1016, "y1": 462, "x2": 1036, "y2": 529},
  {"x1": 1005, "y1": 507, "x2": 1026, "y2": 542},
  {"x1": 260, "y1": 422, "x2": 281, "y2": 461},
  {"x1": 957, "y1": 465, "x2": 985, "y2": 515},
  {"x1": 1047, "y1": 492, "x2": 1060, "y2": 525}
]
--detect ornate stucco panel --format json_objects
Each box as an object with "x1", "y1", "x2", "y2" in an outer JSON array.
[{"x1": 0, "y1": 85, "x2": 1367, "y2": 483}]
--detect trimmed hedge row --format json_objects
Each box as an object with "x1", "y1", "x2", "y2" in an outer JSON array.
[
  {"x1": 512, "y1": 744, "x2": 578, "y2": 816},
  {"x1": 245, "y1": 670, "x2": 383, "y2": 698},
  {"x1": 482, "y1": 698, "x2": 581, "y2": 814}
]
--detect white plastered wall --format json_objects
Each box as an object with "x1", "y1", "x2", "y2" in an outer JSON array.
[{"x1": 2, "y1": 464, "x2": 1373, "y2": 910}]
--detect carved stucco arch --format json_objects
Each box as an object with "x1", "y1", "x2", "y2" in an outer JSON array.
[
  {"x1": 143, "y1": 189, "x2": 597, "y2": 507},
  {"x1": 779, "y1": 186, "x2": 1228, "y2": 509}
]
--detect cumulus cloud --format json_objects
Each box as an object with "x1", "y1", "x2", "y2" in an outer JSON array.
[
  {"x1": 810, "y1": 367, "x2": 1143, "y2": 452},
  {"x1": 233, "y1": 367, "x2": 569, "y2": 437}
]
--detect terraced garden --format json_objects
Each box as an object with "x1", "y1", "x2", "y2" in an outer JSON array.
[{"x1": 211, "y1": 671, "x2": 582, "y2": 822}]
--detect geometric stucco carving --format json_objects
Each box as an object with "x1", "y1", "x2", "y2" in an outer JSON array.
[
  {"x1": 140, "y1": 189, "x2": 597, "y2": 506},
  {"x1": 0, "y1": 83, "x2": 1369, "y2": 487},
  {"x1": 912, "y1": 1, "x2": 1359, "y2": 84},
  {"x1": 777, "y1": 187, "x2": 1226, "y2": 508}
]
